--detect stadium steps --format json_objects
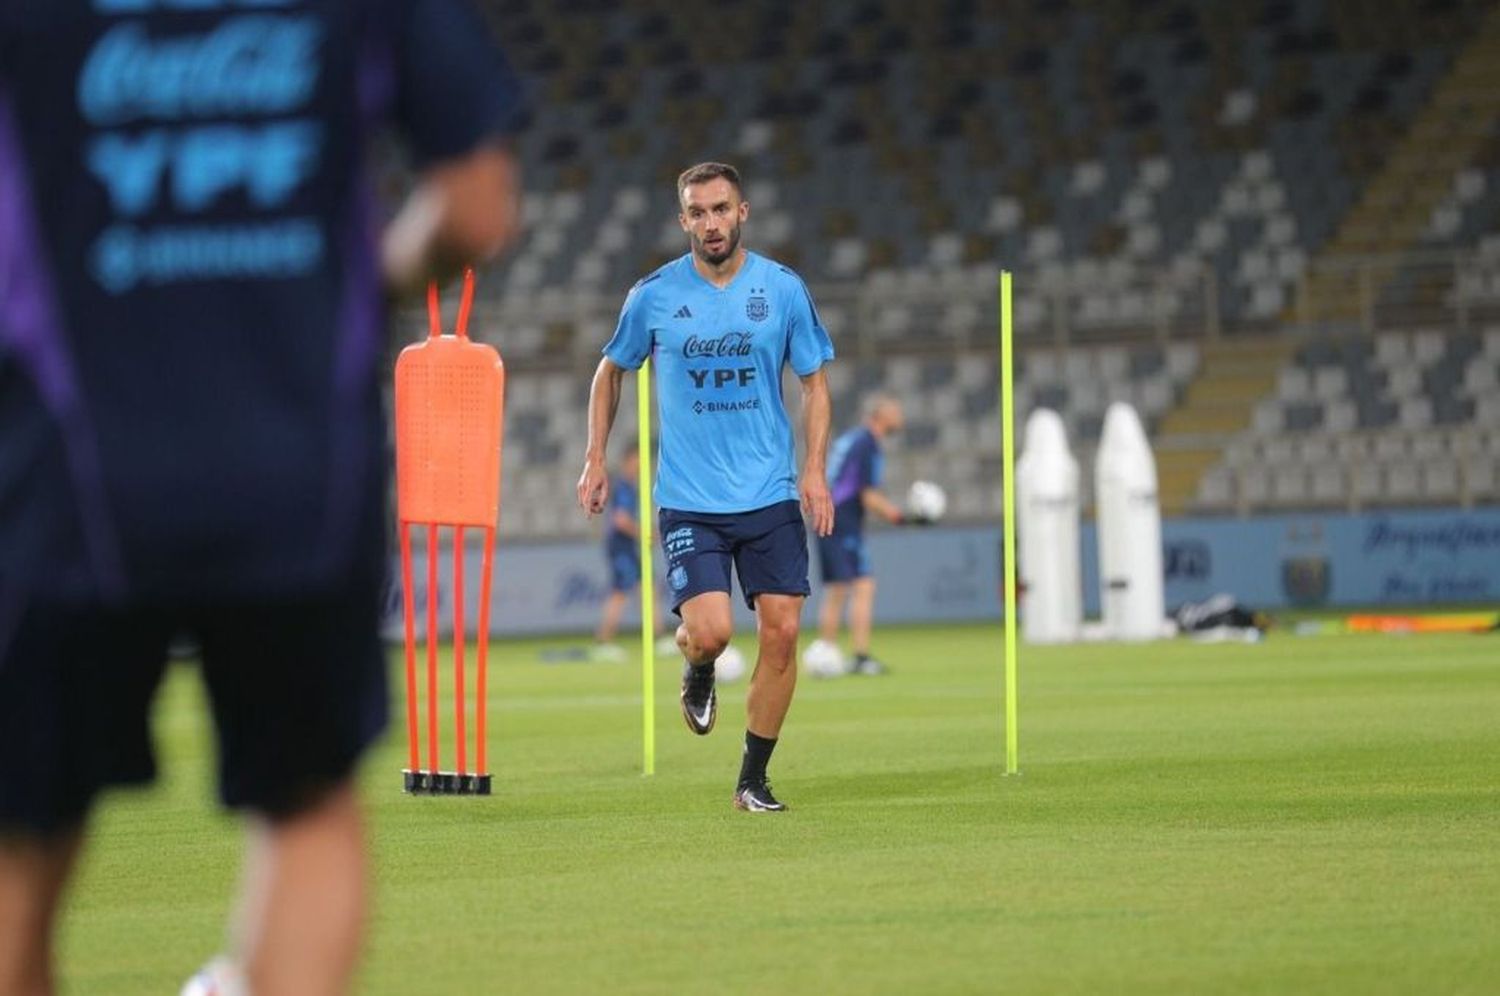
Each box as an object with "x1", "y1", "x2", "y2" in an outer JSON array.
[
  {"x1": 1154, "y1": 447, "x2": 1224, "y2": 517},
  {"x1": 1292, "y1": 5, "x2": 1500, "y2": 318},
  {"x1": 1153, "y1": 336, "x2": 1297, "y2": 514}
]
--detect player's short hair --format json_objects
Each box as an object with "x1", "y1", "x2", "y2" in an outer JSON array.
[
  {"x1": 677, "y1": 162, "x2": 743, "y2": 201},
  {"x1": 863, "y1": 393, "x2": 901, "y2": 420}
]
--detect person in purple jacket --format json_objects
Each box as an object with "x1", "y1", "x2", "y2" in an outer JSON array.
[
  {"x1": 0, "y1": 3, "x2": 524, "y2": 992},
  {"x1": 814, "y1": 396, "x2": 909, "y2": 675}
]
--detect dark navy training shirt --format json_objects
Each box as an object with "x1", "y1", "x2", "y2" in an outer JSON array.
[
  {"x1": 0, "y1": 1, "x2": 522, "y2": 601},
  {"x1": 826, "y1": 426, "x2": 882, "y2": 534},
  {"x1": 606, "y1": 474, "x2": 638, "y2": 555}
]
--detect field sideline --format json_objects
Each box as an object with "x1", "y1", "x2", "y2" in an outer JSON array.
[{"x1": 57, "y1": 624, "x2": 1500, "y2": 993}]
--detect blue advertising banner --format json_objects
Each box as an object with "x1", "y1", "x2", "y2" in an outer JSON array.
[
  {"x1": 1153, "y1": 508, "x2": 1500, "y2": 611},
  {"x1": 384, "y1": 508, "x2": 1500, "y2": 638}
]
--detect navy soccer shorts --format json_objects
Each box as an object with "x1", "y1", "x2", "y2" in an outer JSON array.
[
  {"x1": 817, "y1": 529, "x2": 871, "y2": 583},
  {"x1": 606, "y1": 538, "x2": 641, "y2": 592},
  {"x1": 659, "y1": 500, "x2": 810, "y2": 613},
  {"x1": 0, "y1": 577, "x2": 388, "y2": 836}
]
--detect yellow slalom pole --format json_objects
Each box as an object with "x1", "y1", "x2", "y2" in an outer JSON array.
[
  {"x1": 637, "y1": 362, "x2": 656, "y2": 776},
  {"x1": 1000, "y1": 271, "x2": 1019, "y2": 775}
]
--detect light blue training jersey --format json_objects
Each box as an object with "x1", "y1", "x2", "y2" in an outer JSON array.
[{"x1": 603, "y1": 251, "x2": 834, "y2": 513}]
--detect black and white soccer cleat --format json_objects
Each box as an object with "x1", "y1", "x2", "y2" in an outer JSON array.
[
  {"x1": 733, "y1": 781, "x2": 787, "y2": 812},
  {"x1": 679, "y1": 662, "x2": 717, "y2": 735}
]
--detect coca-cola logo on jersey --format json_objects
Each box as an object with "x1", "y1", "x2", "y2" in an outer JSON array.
[
  {"x1": 683, "y1": 333, "x2": 753, "y2": 358},
  {"x1": 79, "y1": 17, "x2": 322, "y2": 127}
]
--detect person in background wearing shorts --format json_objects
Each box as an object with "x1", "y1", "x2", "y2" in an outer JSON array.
[
  {"x1": 813, "y1": 395, "x2": 908, "y2": 675},
  {"x1": 594, "y1": 441, "x2": 647, "y2": 659}
]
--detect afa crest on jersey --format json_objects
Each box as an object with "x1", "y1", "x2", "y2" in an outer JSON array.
[{"x1": 746, "y1": 292, "x2": 769, "y2": 322}]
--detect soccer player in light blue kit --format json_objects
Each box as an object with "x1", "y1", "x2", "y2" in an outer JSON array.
[{"x1": 577, "y1": 162, "x2": 835, "y2": 813}]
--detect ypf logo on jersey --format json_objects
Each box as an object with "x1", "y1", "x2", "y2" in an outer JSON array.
[{"x1": 746, "y1": 289, "x2": 769, "y2": 322}]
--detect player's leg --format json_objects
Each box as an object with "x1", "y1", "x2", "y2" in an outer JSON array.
[
  {"x1": 814, "y1": 532, "x2": 849, "y2": 643},
  {"x1": 675, "y1": 591, "x2": 732, "y2": 735},
  {"x1": 847, "y1": 577, "x2": 887, "y2": 675},
  {"x1": 194, "y1": 573, "x2": 387, "y2": 996},
  {"x1": 596, "y1": 589, "x2": 628, "y2": 643},
  {"x1": 0, "y1": 599, "x2": 168, "y2": 993},
  {"x1": 233, "y1": 784, "x2": 365, "y2": 996},
  {"x1": 0, "y1": 829, "x2": 83, "y2": 995},
  {"x1": 732, "y1": 501, "x2": 812, "y2": 811},
  {"x1": 661, "y1": 510, "x2": 735, "y2": 736},
  {"x1": 746, "y1": 593, "x2": 802, "y2": 738},
  {"x1": 817, "y1": 581, "x2": 849, "y2": 643},
  {"x1": 844, "y1": 535, "x2": 887, "y2": 675},
  {"x1": 597, "y1": 548, "x2": 639, "y2": 646},
  {"x1": 676, "y1": 590, "x2": 733, "y2": 663},
  {"x1": 734, "y1": 593, "x2": 802, "y2": 812},
  {"x1": 849, "y1": 577, "x2": 876, "y2": 654}
]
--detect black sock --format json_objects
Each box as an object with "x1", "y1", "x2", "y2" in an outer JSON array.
[
  {"x1": 738, "y1": 731, "x2": 777, "y2": 788},
  {"x1": 855, "y1": 652, "x2": 870, "y2": 665}
]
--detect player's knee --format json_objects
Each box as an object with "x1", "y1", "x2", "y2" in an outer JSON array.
[
  {"x1": 685, "y1": 620, "x2": 731, "y2": 660},
  {"x1": 757, "y1": 614, "x2": 800, "y2": 654}
]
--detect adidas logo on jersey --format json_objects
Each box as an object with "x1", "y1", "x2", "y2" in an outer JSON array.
[{"x1": 673, "y1": 305, "x2": 693, "y2": 318}]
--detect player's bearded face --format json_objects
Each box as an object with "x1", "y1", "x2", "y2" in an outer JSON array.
[
  {"x1": 691, "y1": 213, "x2": 740, "y2": 264},
  {"x1": 680, "y1": 178, "x2": 746, "y2": 266}
]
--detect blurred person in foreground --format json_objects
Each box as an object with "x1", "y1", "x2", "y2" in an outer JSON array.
[
  {"x1": 810, "y1": 396, "x2": 909, "y2": 676},
  {"x1": 577, "y1": 162, "x2": 835, "y2": 813},
  {"x1": 0, "y1": 2, "x2": 523, "y2": 993}
]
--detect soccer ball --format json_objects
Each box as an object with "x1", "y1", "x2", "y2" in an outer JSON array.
[
  {"x1": 801, "y1": 638, "x2": 847, "y2": 678},
  {"x1": 715, "y1": 645, "x2": 747, "y2": 682},
  {"x1": 180, "y1": 957, "x2": 247, "y2": 996},
  {"x1": 907, "y1": 480, "x2": 948, "y2": 522}
]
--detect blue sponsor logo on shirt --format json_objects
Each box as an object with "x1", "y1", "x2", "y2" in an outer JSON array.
[
  {"x1": 76, "y1": 7, "x2": 328, "y2": 293},
  {"x1": 78, "y1": 16, "x2": 322, "y2": 126}
]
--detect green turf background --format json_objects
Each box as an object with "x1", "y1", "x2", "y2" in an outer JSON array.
[{"x1": 57, "y1": 625, "x2": 1500, "y2": 993}]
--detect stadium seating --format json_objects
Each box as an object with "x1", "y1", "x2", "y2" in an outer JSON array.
[
  {"x1": 447, "y1": 0, "x2": 1492, "y2": 352},
  {"x1": 1193, "y1": 326, "x2": 1500, "y2": 513},
  {"x1": 388, "y1": 0, "x2": 1500, "y2": 536}
]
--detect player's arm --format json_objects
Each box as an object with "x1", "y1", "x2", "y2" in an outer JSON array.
[
  {"x1": 381, "y1": 0, "x2": 527, "y2": 297},
  {"x1": 578, "y1": 358, "x2": 627, "y2": 516},
  {"x1": 799, "y1": 369, "x2": 835, "y2": 537},
  {"x1": 861, "y1": 487, "x2": 905, "y2": 525},
  {"x1": 381, "y1": 144, "x2": 521, "y2": 298}
]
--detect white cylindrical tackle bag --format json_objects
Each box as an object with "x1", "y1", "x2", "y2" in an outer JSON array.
[
  {"x1": 1094, "y1": 402, "x2": 1165, "y2": 641},
  {"x1": 1017, "y1": 409, "x2": 1082, "y2": 643}
]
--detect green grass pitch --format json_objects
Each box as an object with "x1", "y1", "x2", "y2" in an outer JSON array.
[{"x1": 57, "y1": 624, "x2": 1500, "y2": 993}]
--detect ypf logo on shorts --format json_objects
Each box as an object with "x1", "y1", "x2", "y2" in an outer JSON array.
[{"x1": 664, "y1": 527, "x2": 695, "y2": 558}]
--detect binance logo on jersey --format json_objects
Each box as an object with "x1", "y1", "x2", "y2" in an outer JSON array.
[{"x1": 693, "y1": 399, "x2": 761, "y2": 415}]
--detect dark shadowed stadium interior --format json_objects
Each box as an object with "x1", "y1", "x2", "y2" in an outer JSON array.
[{"x1": 394, "y1": 0, "x2": 1500, "y2": 541}]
